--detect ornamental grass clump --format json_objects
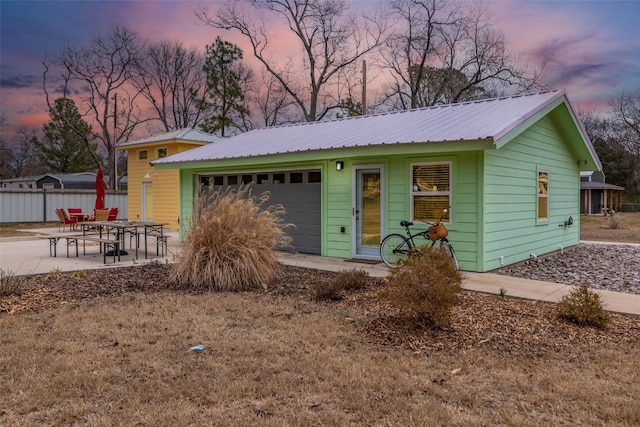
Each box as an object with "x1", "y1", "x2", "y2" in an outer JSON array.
[
  {"x1": 386, "y1": 246, "x2": 463, "y2": 329},
  {"x1": 0, "y1": 268, "x2": 25, "y2": 297},
  {"x1": 607, "y1": 214, "x2": 622, "y2": 230},
  {"x1": 170, "y1": 185, "x2": 293, "y2": 291},
  {"x1": 556, "y1": 285, "x2": 610, "y2": 328}
]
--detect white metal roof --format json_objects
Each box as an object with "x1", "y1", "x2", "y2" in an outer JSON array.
[
  {"x1": 153, "y1": 90, "x2": 579, "y2": 165},
  {"x1": 118, "y1": 127, "x2": 218, "y2": 148}
]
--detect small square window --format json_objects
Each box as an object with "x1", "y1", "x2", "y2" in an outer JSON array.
[
  {"x1": 227, "y1": 176, "x2": 238, "y2": 185},
  {"x1": 257, "y1": 174, "x2": 269, "y2": 184},
  {"x1": 290, "y1": 172, "x2": 303, "y2": 184},
  {"x1": 273, "y1": 173, "x2": 285, "y2": 184},
  {"x1": 138, "y1": 150, "x2": 148, "y2": 160},
  {"x1": 411, "y1": 162, "x2": 451, "y2": 223},
  {"x1": 213, "y1": 176, "x2": 224, "y2": 186},
  {"x1": 308, "y1": 171, "x2": 321, "y2": 183},
  {"x1": 242, "y1": 174, "x2": 253, "y2": 184},
  {"x1": 157, "y1": 148, "x2": 167, "y2": 158}
]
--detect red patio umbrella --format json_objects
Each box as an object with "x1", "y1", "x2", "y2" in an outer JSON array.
[{"x1": 95, "y1": 168, "x2": 105, "y2": 210}]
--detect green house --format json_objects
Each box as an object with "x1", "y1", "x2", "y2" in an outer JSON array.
[{"x1": 153, "y1": 90, "x2": 600, "y2": 272}]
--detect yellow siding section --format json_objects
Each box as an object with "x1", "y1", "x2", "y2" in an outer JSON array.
[{"x1": 119, "y1": 141, "x2": 205, "y2": 229}]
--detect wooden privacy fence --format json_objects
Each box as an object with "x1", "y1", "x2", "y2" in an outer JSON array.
[{"x1": 0, "y1": 188, "x2": 128, "y2": 223}]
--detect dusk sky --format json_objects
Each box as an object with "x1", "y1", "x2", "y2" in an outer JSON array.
[{"x1": 1, "y1": 0, "x2": 639, "y2": 142}]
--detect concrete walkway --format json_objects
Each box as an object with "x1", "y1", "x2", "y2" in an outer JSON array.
[
  {"x1": 1, "y1": 228, "x2": 639, "y2": 316},
  {"x1": 278, "y1": 252, "x2": 640, "y2": 316}
]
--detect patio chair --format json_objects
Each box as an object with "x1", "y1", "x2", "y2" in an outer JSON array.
[
  {"x1": 94, "y1": 209, "x2": 111, "y2": 222},
  {"x1": 107, "y1": 207, "x2": 119, "y2": 221},
  {"x1": 55, "y1": 208, "x2": 78, "y2": 232},
  {"x1": 67, "y1": 207, "x2": 84, "y2": 222}
]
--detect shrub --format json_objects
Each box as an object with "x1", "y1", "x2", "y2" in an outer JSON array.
[
  {"x1": 48, "y1": 267, "x2": 63, "y2": 277},
  {"x1": 607, "y1": 214, "x2": 622, "y2": 230},
  {"x1": 386, "y1": 246, "x2": 463, "y2": 329},
  {"x1": 314, "y1": 268, "x2": 370, "y2": 301},
  {"x1": 335, "y1": 268, "x2": 369, "y2": 291},
  {"x1": 556, "y1": 285, "x2": 610, "y2": 328},
  {"x1": 314, "y1": 279, "x2": 345, "y2": 301},
  {"x1": 0, "y1": 269, "x2": 25, "y2": 297},
  {"x1": 170, "y1": 185, "x2": 293, "y2": 291},
  {"x1": 73, "y1": 269, "x2": 88, "y2": 278}
]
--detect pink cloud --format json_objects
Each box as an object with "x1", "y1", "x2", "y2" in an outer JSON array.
[{"x1": 490, "y1": 0, "x2": 632, "y2": 111}]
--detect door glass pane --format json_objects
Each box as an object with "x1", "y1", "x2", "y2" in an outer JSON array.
[{"x1": 361, "y1": 172, "x2": 380, "y2": 246}]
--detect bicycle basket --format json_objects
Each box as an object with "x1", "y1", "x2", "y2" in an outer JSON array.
[{"x1": 427, "y1": 222, "x2": 448, "y2": 241}]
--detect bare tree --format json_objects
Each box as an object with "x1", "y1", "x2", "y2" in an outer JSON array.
[
  {"x1": 132, "y1": 40, "x2": 209, "y2": 131},
  {"x1": 580, "y1": 110, "x2": 640, "y2": 195},
  {"x1": 378, "y1": 0, "x2": 454, "y2": 110},
  {"x1": 440, "y1": 3, "x2": 545, "y2": 101},
  {"x1": 610, "y1": 89, "x2": 640, "y2": 155},
  {"x1": 43, "y1": 26, "x2": 150, "y2": 189},
  {"x1": 378, "y1": 0, "x2": 545, "y2": 109},
  {"x1": 197, "y1": 0, "x2": 391, "y2": 122},
  {"x1": 0, "y1": 115, "x2": 10, "y2": 180},
  {"x1": 251, "y1": 69, "x2": 298, "y2": 126},
  {"x1": 3, "y1": 128, "x2": 45, "y2": 178}
]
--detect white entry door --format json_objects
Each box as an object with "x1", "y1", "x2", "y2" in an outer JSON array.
[
  {"x1": 142, "y1": 182, "x2": 153, "y2": 221},
  {"x1": 353, "y1": 165, "x2": 384, "y2": 259}
]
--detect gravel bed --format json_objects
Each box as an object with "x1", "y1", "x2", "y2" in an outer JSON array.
[{"x1": 494, "y1": 243, "x2": 640, "y2": 295}]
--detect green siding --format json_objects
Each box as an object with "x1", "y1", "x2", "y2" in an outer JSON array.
[
  {"x1": 326, "y1": 160, "x2": 352, "y2": 258},
  {"x1": 175, "y1": 150, "x2": 482, "y2": 269},
  {"x1": 170, "y1": 102, "x2": 588, "y2": 273},
  {"x1": 371, "y1": 152, "x2": 480, "y2": 271},
  {"x1": 483, "y1": 115, "x2": 580, "y2": 271}
]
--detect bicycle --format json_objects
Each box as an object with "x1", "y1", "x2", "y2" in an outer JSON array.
[{"x1": 380, "y1": 209, "x2": 459, "y2": 269}]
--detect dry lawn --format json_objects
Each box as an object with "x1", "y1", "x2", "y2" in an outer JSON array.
[
  {"x1": 1, "y1": 264, "x2": 639, "y2": 426},
  {"x1": 580, "y1": 212, "x2": 640, "y2": 243}
]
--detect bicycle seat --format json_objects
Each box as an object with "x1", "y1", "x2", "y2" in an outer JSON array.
[{"x1": 400, "y1": 220, "x2": 413, "y2": 227}]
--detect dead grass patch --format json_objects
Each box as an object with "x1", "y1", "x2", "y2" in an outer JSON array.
[
  {"x1": 580, "y1": 212, "x2": 640, "y2": 242},
  {"x1": 1, "y1": 265, "x2": 639, "y2": 426}
]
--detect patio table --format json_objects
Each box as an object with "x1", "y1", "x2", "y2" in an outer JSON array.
[
  {"x1": 69, "y1": 212, "x2": 93, "y2": 222},
  {"x1": 78, "y1": 220, "x2": 169, "y2": 259}
]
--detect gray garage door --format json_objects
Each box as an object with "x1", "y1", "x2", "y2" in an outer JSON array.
[{"x1": 200, "y1": 170, "x2": 321, "y2": 254}]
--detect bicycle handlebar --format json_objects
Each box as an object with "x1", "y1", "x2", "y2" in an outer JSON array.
[{"x1": 400, "y1": 208, "x2": 449, "y2": 229}]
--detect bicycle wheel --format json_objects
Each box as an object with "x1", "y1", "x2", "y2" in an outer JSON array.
[
  {"x1": 439, "y1": 239, "x2": 459, "y2": 270},
  {"x1": 380, "y1": 234, "x2": 412, "y2": 268}
]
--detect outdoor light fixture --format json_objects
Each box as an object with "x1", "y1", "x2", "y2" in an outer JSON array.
[
  {"x1": 335, "y1": 161, "x2": 344, "y2": 171},
  {"x1": 144, "y1": 172, "x2": 151, "y2": 179}
]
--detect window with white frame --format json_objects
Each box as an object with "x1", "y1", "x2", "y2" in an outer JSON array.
[
  {"x1": 538, "y1": 170, "x2": 549, "y2": 221},
  {"x1": 138, "y1": 150, "x2": 148, "y2": 160},
  {"x1": 411, "y1": 162, "x2": 451, "y2": 223},
  {"x1": 156, "y1": 147, "x2": 167, "y2": 158}
]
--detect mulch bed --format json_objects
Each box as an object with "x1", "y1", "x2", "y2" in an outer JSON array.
[{"x1": 2, "y1": 263, "x2": 639, "y2": 358}]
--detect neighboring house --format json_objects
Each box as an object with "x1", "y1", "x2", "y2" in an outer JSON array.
[
  {"x1": 153, "y1": 90, "x2": 600, "y2": 272},
  {"x1": 0, "y1": 176, "x2": 39, "y2": 188},
  {"x1": 580, "y1": 171, "x2": 624, "y2": 215},
  {"x1": 116, "y1": 128, "x2": 218, "y2": 228},
  {"x1": 0, "y1": 172, "x2": 97, "y2": 189}
]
